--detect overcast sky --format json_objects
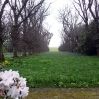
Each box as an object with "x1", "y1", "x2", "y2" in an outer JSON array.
[{"x1": 45, "y1": 0, "x2": 72, "y2": 47}]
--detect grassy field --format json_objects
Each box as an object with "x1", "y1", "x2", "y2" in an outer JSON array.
[
  {"x1": 1, "y1": 52, "x2": 99, "y2": 88},
  {"x1": 49, "y1": 47, "x2": 58, "y2": 52}
]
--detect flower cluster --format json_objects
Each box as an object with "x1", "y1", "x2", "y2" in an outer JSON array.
[{"x1": 0, "y1": 69, "x2": 29, "y2": 99}]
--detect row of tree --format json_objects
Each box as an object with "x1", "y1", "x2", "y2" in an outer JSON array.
[
  {"x1": 0, "y1": 0, "x2": 53, "y2": 61},
  {"x1": 58, "y1": 0, "x2": 99, "y2": 56}
]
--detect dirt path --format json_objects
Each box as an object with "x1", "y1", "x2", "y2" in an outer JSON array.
[{"x1": 26, "y1": 88, "x2": 99, "y2": 99}]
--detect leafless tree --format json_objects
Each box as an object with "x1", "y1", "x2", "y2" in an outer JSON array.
[
  {"x1": 14, "y1": 1, "x2": 52, "y2": 56},
  {"x1": 58, "y1": 7, "x2": 82, "y2": 52},
  {"x1": 8, "y1": 0, "x2": 45, "y2": 57},
  {"x1": 0, "y1": 0, "x2": 9, "y2": 61},
  {"x1": 22, "y1": 4, "x2": 52, "y2": 55},
  {"x1": 73, "y1": 0, "x2": 89, "y2": 31}
]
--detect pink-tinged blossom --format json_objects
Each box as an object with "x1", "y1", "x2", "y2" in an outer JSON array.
[
  {"x1": 19, "y1": 77, "x2": 26, "y2": 88},
  {"x1": 0, "y1": 69, "x2": 29, "y2": 99},
  {"x1": 4, "y1": 70, "x2": 20, "y2": 79},
  {"x1": 0, "y1": 73, "x2": 14, "y2": 86}
]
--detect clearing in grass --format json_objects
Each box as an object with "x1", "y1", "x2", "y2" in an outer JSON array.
[{"x1": 49, "y1": 47, "x2": 58, "y2": 52}]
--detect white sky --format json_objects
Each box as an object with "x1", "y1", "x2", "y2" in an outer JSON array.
[{"x1": 45, "y1": 0, "x2": 72, "y2": 47}]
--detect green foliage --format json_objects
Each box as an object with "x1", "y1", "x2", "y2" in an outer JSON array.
[
  {"x1": 78, "y1": 32, "x2": 97, "y2": 55},
  {"x1": 5, "y1": 52, "x2": 99, "y2": 88},
  {"x1": 2, "y1": 46, "x2": 7, "y2": 53},
  {"x1": 77, "y1": 20, "x2": 99, "y2": 55}
]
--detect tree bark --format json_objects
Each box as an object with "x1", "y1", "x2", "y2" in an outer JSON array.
[
  {"x1": 0, "y1": 43, "x2": 5, "y2": 62},
  {"x1": 0, "y1": 27, "x2": 5, "y2": 61},
  {"x1": 11, "y1": 26, "x2": 19, "y2": 57},
  {"x1": 28, "y1": 49, "x2": 32, "y2": 55},
  {"x1": 0, "y1": 44, "x2": 2, "y2": 61},
  {"x1": 13, "y1": 44, "x2": 18, "y2": 57},
  {"x1": 22, "y1": 47, "x2": 27, "y2": 56},
  {"x1": 22, "y1": 51, "x2": 27, "y2": 56},
  {"x1": 0, "y1": 44, "x2": 3, "y2": 61},
  {"x1": 0, "y1": 0, "x2": 9, "y2": 61},
  {"x1": 22, "y1": 20, "x2": 27, "y2": 57}
]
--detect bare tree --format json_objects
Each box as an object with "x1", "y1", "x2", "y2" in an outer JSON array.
[
  {"x1": 22, "y1": 4, "x2": 52, "y2": 55},
  {"x1": 8, "y1": 0, "x2": 45, "y2": 57},
  {"x1": 20, "y1": 0, "x2": 50, "y2": 56},
  {"x1": 0, "y1": 0, "x2": 9, "y2": 61},
  {"x1": 58, "y1": 7, "x2": 82, "y2": 52},
  {"x1": 73, "y1": 0, "x2": 89, "y2": 31}
]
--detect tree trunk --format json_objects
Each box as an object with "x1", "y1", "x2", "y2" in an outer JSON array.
[
  {"x1": 22, "y1": 48, "x2": 27, "y2": 56},
  {"x1": 22, "y1": 21, "x2": 27, "y2": 57},
  {"x1": 0, "y1": 27, "x2": 5, "y2": 61},
  {"x1": 13, "y1": 44, "x2": 18, "y2": 57},
  {"x1": 0, "y1": 44, "x2": 3, "y2": 61},
  {"x1": 11, "y1": 26, "x2": 19, "y2": 57},
  {"x1": 22, "y1": 39, "x2": 27, "y2": 56},
  {"x1": 0, "y1": 43, "x2": 5, "y2": 62},
  {"x1": 22, "y1": 52, "x2": 27, "y2": 56},
  {"x1": 28, "y1": 49, "x2": 32, "y2": 55}
]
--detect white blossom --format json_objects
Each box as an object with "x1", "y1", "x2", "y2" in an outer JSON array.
[
  {"x1": 0, "y1": 69, "x2": 29, "y2": 99},
  {"x1": 7, "y1": 86, "x2": 19, "y2": 99},
  {"x1": 20, "y1": 87, "x2": 29, "y2": 98}
]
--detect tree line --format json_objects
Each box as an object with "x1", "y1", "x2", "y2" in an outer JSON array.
[
  {"x1": 58, "y1": 0, "x2": 99, "y2": 56},
  {"x1": 0, "y1": 0, "x2": 53, "y2": 61}
]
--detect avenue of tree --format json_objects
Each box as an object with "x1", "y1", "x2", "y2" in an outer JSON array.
[{"x1": 0, "y1": 0, "x2": 99, "y2": 62}]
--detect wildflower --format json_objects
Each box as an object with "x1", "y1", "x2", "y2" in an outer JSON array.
[{"x1": 2, "y1": 60, "x2": 9, "y2": 67}]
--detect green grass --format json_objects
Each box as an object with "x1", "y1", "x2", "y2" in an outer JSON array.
[{"x1": 2, "y1": 52, "x2": 99, "y2": 88}]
